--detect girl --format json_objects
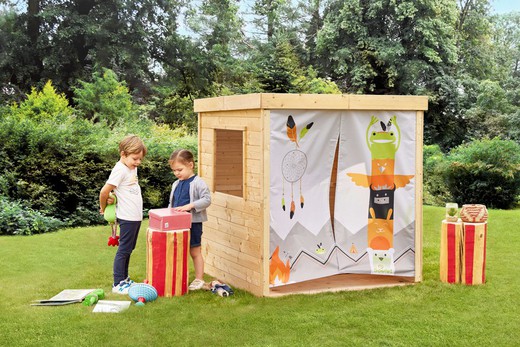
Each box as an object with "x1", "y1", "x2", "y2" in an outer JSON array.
[{"x1": 168, "y1": 149, "x2": 211, "y2": 290}]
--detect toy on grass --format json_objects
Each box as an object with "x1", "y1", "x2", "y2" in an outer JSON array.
[
  {"x1": 82, "y1": 289, "x2": 105, "y2": 306},
  {"x1": 104, "y1": 193, "x2": 119, "y2": 247},
  {"x1": 209, "y1": 280, "x2": 234, "y2": 297},
  {"x1": 128, "y1": 283, "x2": 158, "y2": 306}
]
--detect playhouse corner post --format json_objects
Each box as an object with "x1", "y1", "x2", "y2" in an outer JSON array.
[
  {"x1": 415, "y1": 110, "x2": 424, "y2": 283},
  {"x1": 262, "y1": 108, "x2": 271, "y2": 296}
]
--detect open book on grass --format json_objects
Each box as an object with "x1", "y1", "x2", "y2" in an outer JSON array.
[{"x1": 31, "y1": 289, "x2": 96, "y2": 306}]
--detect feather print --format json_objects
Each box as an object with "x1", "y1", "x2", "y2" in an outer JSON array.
[
  {"x1": 282, "y1": 180, "x2": 285, "y2": 210},
  {"x1": 300, "y1": 178, "x2": 304, "y2": 208},
  {"x1": 286, "y1": 115, "x2": 298, "y2": 145},
  {"x1": 299, "y1": 122, "x2": 314, "y2": 140}
]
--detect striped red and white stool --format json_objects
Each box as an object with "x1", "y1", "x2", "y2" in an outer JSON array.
[
  {"x1": 440, "y1": 220, "x2": 463, "y2": 284},
  {"x1": 461, "y1": 222, "x2": 487, "y2": 285},
  {"x1": 146, "y1": 228, "x2": 190, "y2": 296}
]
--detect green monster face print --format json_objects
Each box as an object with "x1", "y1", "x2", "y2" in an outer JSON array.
[{"x1": 366, "y1": 115, "x2": 401, "y2": 159}]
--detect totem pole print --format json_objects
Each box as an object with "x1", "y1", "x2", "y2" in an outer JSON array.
[{"x1": 347, "y1": 116, "x2": 414, "y2": 274}]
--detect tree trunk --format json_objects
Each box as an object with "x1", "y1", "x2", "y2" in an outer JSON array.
[{"x1": 27, "y1": 0, "x2": 43, "y2": 84}]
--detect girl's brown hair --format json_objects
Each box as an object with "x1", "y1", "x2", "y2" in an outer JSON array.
[{"x1": 169, "y1": 149, "x2": 194, "y2": 166}]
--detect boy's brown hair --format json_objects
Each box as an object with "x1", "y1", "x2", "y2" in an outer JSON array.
[
  {"x1": 119, "y1": 135, "x2": 147, "y2": 156},
  {"x1": 169, "y1": 149, "x2": 194, "y2": 166}
]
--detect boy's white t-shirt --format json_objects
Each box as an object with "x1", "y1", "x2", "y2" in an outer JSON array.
[{"x1": 107, "y1": 161, "x2": 143, "y2": 221}]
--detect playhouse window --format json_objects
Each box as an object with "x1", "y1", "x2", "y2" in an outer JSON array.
[{"x1": 214, "y1": 129, "x2": 244, "y2": 198}]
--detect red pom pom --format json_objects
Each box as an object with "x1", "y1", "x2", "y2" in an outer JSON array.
[{"x1": 107, "y1": 236, "x2": 119, "y2": 247}]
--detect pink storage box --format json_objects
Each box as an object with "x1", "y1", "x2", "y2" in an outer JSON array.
[{"x1": 148, "y1": 208, "x2": 192, "y2": 231}]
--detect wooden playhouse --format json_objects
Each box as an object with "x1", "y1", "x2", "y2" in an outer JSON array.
[{"x1": 194, "y1": 93, "x2": 428, "y2": 296}]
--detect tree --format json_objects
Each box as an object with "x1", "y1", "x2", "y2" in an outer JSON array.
[
  {"x1": 455, "y1": 0, "x2": 496, "y2": 79},
  {"x1": 301, "y1": 0, "x2": 324, "y2": 67},
  {"x1": 251, "y1": 35, "x2": 340, "y2": 94},
  {"x1": 491, "y1": 12, "x2": 520, "y2": 82},
  {"x1": 316, "y1": 0, "x2": 459, "y2": 94},
  {"x1": 184, "y1": 0, "x2": 250, "y2": 93},
  {"x1": 0, "y1": 0, "x2": 187, "y2": 101},
  {"x1": 424, "y1": 74, "x2": 469, "y2": 151},
  {"x1": 252, "y1": 0, "x2": 286, "y2": 41},
  {"x1": 256, "y1": 38, "x2": 300, "y2": 92},
  {"x1": 73, "y1": 68, "x2": 137, "y2": 127},
  {"x1": 251, "y1": 0, "x2": 304, "y2": 43},
  {"x1": 0, "y1": 8, "x2": 42, "y2": 97}
]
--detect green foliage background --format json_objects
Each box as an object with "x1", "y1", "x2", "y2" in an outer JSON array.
[
  {"x1": 0, "y1": 80, "x2": 197, "y2": 234},
  {"x1": 1, "y1": 0, "x2": 520, "y2": 233},
  {"x1": 443, "y1": 138, "x2": 520, "y2": 209},
  {"x1": 2, "y1": 0, "x2": 517, "y2": 141}
]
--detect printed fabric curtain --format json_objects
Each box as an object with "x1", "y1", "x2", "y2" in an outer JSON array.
[{"x1": 269, "y1": 110, "x2": 416, "y2": 288}]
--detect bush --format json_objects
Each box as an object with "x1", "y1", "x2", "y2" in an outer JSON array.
[
  {"x1": 14, "y1": 81, "x2": 72, "y2": 121},
  {"x1": 1, "y1": 80, "x2": 197, "y2": 231},
  {"x1": 423, "y1": 144, "x2": 452, "y2": 205},
  {"x1": 443, "y1": 138, "x2": 520, "y2": 209},
  {"x1": 0, "y1": 196, "x2": 64, "y2": 235}
]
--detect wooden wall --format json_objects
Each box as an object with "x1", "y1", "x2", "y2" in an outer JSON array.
[{"x1": 198, "y1": 109, "x2": 266, "y2": 296}]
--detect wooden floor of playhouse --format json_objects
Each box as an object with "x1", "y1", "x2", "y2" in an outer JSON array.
[{"x1": 268, "y1": 274, "x2": 416, "y2": 297}]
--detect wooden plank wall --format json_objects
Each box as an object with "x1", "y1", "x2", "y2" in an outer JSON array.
[{"x1": 199, "y1": 109, "x2": 265, "y2": 296}]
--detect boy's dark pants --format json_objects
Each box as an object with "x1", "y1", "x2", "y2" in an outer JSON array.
[{"x1": 113, "y1": 219, "x2": 141, "y2": 285}]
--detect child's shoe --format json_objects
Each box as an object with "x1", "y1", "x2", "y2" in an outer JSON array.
[
  {"x1": 124, "y1": 276, "x2": 135, "y2": 285},
  {"x1": 112, "y1": 280, "x2": 133, "y2": 295},
  {"x1": 188, "y1": 279, "x2": 205, "y2": 291}
]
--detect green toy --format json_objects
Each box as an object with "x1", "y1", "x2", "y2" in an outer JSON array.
[
  {"x1": 104, "y1": 193, "x2": 117, "y2": 224},
  {"x1": 104, "y1": 193, "x2": 119, "y2": 246},
  {"x1": 82, "y1": 289, "x2": 105, "y2": 306}
]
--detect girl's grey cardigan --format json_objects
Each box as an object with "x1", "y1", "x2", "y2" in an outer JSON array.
[{"x1": 168, "y1": 176, "x2": 211, "y2": 223}]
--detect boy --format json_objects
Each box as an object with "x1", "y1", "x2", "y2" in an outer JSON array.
[{"x1": 99, "y1": 135, "x2": 147, "y2": 294}]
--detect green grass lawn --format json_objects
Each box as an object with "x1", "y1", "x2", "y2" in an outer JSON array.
[{"x1": 1, "y1": 205, "x2": 519, "y2": 346}]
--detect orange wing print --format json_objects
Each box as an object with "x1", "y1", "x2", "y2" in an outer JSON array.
[
  {"x1": 394, "y1": 175, "x2": 414, "y2": 188},
  {"x1": 347, "y1": 173, "x2": 371, "y2": 188}
]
